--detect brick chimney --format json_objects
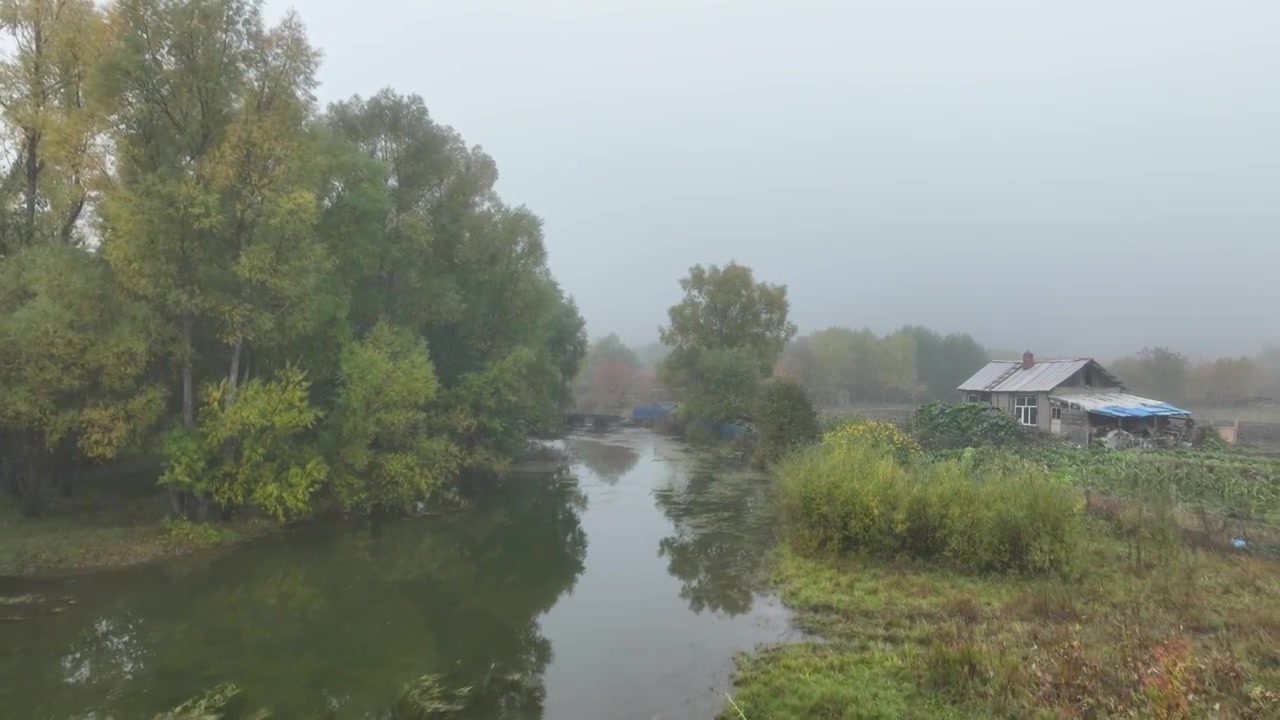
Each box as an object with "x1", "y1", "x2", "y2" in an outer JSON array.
[{"x1": 1022, "y1": 351, "x2": 1035, "y2": 370}]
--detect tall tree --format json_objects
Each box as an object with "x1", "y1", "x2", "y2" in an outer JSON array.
[
  {"x1": 0, "y1": 0, "x2": 108, "y2": 253},
  {"x1": 660, "y1": 261, "x2": 796, "y2": 382},
  {"x1": 100, "y1": 0, "x2": 332, "y2": 515}
]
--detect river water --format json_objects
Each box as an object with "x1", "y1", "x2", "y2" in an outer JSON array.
[{"x1": 0, "y1": 429, "x2": 792, "y2": 719}]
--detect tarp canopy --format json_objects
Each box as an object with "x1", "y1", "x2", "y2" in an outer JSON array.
[{"x1": 1050, "y1": 392, "x2": 1190, "y2": 418}]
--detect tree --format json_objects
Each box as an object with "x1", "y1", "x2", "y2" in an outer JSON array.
[
  {"x1": 659, "y1": 262, "x2": 795, "y2": 422},
  {"x1": 162, "y1": 366, "x2": 326, "y2": 521},
  {"x1": 1112, "y1": 347, "x2": 1192, "y2": 404},
  {"x1": 573, "y1": 333, "x2": 644, "y2": 413},
  {"x1": 0, "y1": 0, "x2": 108, "y2": 253},
  {"x1": 0, "y1": 3, "x2": 588, "y2": 526},
  {"x1": 0, "y1": 245, "x2": 164, "y2": 515},
  {"x1": 678, "y1": 347, "x2": 762, "y2": 423},
  {"x1": 899, "y1": 326, "x2": 989, "y2": 401},
  {"x1": 323, "y1": 322, "x2": 459, "y2": 514},
  {"x1": 659, "y1": 262, "x2": 796, "y2": 377}
]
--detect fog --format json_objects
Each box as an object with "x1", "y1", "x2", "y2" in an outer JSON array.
[{"x1": 268, "y1": 0, "x2": 1280, "y2": 359}]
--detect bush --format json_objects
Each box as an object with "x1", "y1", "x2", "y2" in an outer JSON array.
[
  {"x1": 778, "y1": 440, "x2": 1081, "y2": 574},
  {"x1": 753, "y1": 378, "x2": 820, "y2": 464},
  {"x1": 913, "y1": 401, "x2": 1027, "y2": 451},
  {"x1": 823, "y1": 418, "x2": 921, "y2": 464}
]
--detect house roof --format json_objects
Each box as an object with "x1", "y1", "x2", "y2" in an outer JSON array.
[
  {"x1": 957, "y1": 358, "x2": 1119, "y2": 393},
  {"x1": 1049, "y1": 392, "x2": 1191, "y2": 418}
]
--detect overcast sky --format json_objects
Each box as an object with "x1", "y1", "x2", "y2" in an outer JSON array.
[{"x1": 267, "y1": 0, "x2": 1279, "y2": 359}]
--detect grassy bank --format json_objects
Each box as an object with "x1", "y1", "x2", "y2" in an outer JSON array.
[
  {"x1": 724, "y1": 420, "x2": 1280, "y2": 719},
  {"x1": 0, "y1": 489, "x2": 276, "y2": 576}
]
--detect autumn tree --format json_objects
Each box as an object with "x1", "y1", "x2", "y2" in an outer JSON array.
[
  {"x1": 0, "y1": 0, "x2": 108, "y2": 253},
  {"x1": 573, "y1": 334, "x2": 645, "y2": 413},
  {"x1": 0, "y1": 245, "x2": 163, "y2": 515}
]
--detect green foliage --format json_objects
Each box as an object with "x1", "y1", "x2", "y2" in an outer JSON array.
[
  {"x1": 660, "y1": 262, "x2": 796, "y2": 379},
  {"x1": 159, "y1": 368, "x2": 326, "y2": 520},
  {"x1": 162, "y1": 516, "x2": 232, "y2": 549},
  {"x1": 898, "y1": 326, "x2": 989, "y2": 401},
  {"x1": 1017, "y1": 445, "x2": 1279, "y2": 509},
  {"x1": 778, "y1": 439, "x2": 1081, "y2": 575},
  {"x1": 777, "y1": 326, "x2": 964, "y2": 405},
  {"x1": 913, "y1": 402, "x2": 1027, "y2": 451},
  {"x1": 325, "y1": 322, "x2": 459, "y2": 513},
  {"x1": 676, "y1": 347, "x2": 763, "y2": 424},
  {"x1": 1, "y1": 9, "x2": 586, "y2": 525},
  {"x1": 753, "y1": 378, "x2": 820, "y2": 464}
]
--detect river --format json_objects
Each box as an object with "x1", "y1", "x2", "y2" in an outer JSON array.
[{"x1": 0, "y1": 429, "x2": 793, "y2": 719}]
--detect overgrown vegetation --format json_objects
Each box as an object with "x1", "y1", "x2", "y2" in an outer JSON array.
[
  {"x1": 912, "y1": 401, "x2": 1028, "y2": 451},
  {"x1": 726, "y1": 410, "x2": 1280, "y2": 719},
  {"x1": 752, "y1": 378, "x2": 820, "y2": 465},
  {"x1": 779, "y1": 426, "x2": 1081, "y2": 575},
  {"x1": 0, "y1": 0, "x2": 586, "y2": 539}
]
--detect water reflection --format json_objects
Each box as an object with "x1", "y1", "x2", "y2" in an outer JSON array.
[
  {"x1": 0, "y1": 475, "x2": 587, "y2": 719},
  {"x1": 651, "y1": 462, "x2": 777, "y2": 617},
  {"x1": 564, "y1": 438, "x2": 639, "y2": 485},
  {"x1": 1, "y1": 433, "x2": 792, "y2": 720}
]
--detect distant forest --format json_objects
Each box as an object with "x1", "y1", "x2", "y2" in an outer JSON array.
[{"x1": 573, "y1": 328, "x2": 1280, "y2": 413}]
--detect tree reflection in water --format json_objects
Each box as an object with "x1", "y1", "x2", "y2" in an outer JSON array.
[
  {"x1": 651, "y1": 462, "x2": 778, "y2": 616},
  {"x1": 564, "y1": 438, "x2": 639, "y2": 485},
  {"x1": 0, "y1": 473, "x2": 588, "y2": 719}
]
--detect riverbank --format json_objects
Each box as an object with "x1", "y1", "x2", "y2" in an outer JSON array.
[
  {"x1": 0, "y1": 491, "x2": 278, "y2": 576},
  {"x1": 720, "y1": 418, "x2": 1280, "y2": 719},
  {"x1": 725, "y1": 532, "x2": 1279, "y2": 719}
]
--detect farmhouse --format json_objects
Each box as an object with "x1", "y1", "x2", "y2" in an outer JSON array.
[{"x1": 957, "y1": 352, "x2": 1192, "y2": 445}]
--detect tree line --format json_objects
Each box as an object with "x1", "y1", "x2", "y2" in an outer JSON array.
[
  {"x1": 571, "y1": 263, "x2": 990, "y2": 416},
  {"x1": 1109, "y1": 347, "x2": 1280, "y2": 409},
  {"x1": 0, "y1": 0, "x2": 585, "y2": 519},
  {"x1": 573, "y1": 263, "x2": 1280, "y2": 419}
]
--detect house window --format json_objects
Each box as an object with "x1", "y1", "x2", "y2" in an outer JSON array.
[
  {"x1": 966, "y1": 393, "x2": 981, "y2": 403},
  {"x1": 1014, "y1": 396, "x2": 1038, "y2": 427},
  {"x1": 1052, "y1": 407, "x2": 1062, "y2": 420}
]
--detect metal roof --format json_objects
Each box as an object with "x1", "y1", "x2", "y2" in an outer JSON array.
[
  {"x1": 1049, "y1": 392, "x2": 1191, "y2": 418},
  {"x1": 957, "y1": 359, "x2": 1095, "y2": 393}
]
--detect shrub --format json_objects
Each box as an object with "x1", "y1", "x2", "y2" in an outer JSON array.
[
  {"x1": 914, "y1": 401, "x2": 1026, "y2": 451},
  {"x1": 778, "y1": 441, "x2": 1081, "y2": 574},
  {"x1": 823, "y1": 418, "x2": 921, "y2": 464},
  {"x1": 753, "y1": 378, "x2": 820, "y2": 464}
]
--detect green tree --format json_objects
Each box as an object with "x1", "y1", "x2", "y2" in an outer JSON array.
[
  {"x1": 659, "y1": 262, "x2": 796, "y2": 422},
  {"x1": 678, "y1": 347, "x2": 762, "y2": 423},
  {"x1": 899, "y1": 326, "x2": 989, "y2": 401},
  {"x1": 0, "y1": 245, "x2": 164, "y2": 514},
  {"x1": 0, "y1": 0, "x2": 108, "y2": 253},
  {"x1": 324, "y1": 322, "x2": 459, "y2": 514},
  {"x1": 161, "y1": 366, "x2": 326, "y2": 520},
  {"x1": 659, "y1": 262, "x2": 796, "y2": 377}
]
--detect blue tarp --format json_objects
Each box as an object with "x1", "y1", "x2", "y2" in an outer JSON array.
[{"x1": 632, "y1": 403, "x2": 675, "y2": 420}]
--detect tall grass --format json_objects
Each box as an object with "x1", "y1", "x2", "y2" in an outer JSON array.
[{"x1": 779, "y1": 440, "x2": 1081, "y2": 574}]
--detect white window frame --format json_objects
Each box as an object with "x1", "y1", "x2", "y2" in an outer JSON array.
[
  {"x1": 966, "y1": 393, "x2": 981, "y2": 403},
  {"x1": 1014, "y1": 396, "x2": 1039, "y2": 427}
]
